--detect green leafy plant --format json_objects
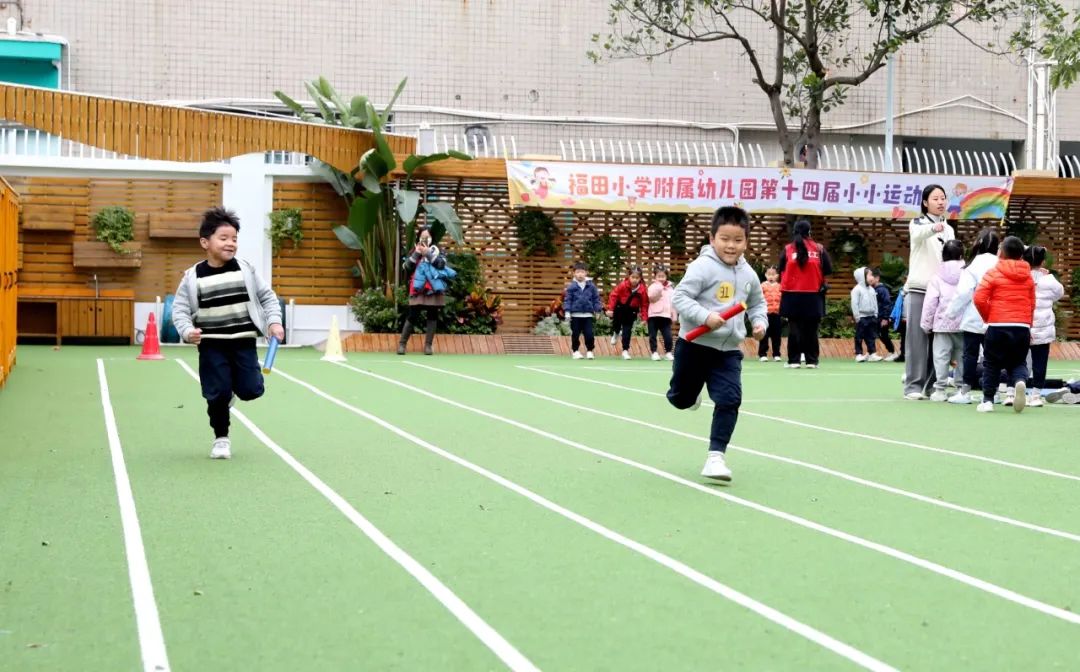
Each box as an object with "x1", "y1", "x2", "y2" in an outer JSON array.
[
  {"x1": 827, "y1": 229, "x2": 869, "y2": 267},
  {"x1": 820, "y1": 298, "x2": 856, "y2": 339},
  {"x1": 876, "y1": 253, "x2": 908, "y2": 294},
  {"x1": 1006, "y1": 220, "x2": 1039, "y2": 245},
  {"x1": 1071, "y1": 267, "x2": 1080, "y2": 308},
  {"x1": 267, "y1": 208, "x2": 303, "y2": 256},
  {"x1": 275, "y1": 76, "x2": 471, "y2": 296},
  {"x1": 513, "y1": 208, "x2": 558, "y2": 256},
  {"x1": 350, "y1": 287, "x2": 407, "y2": 333},
  {"x1": 90, "y1": 206, "x2": 135, "y2": 254},
  {"x1": 646, "y1": 212, "x2": 687, "y2": 253},
  {"x1": 582, "y1": 235, "x2": 624, "y2": 290},
  {"x1": 533, "y1": 314, "x2": 571, "y2": 336}
]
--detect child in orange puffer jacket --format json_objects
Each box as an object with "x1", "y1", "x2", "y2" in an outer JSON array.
[
  {"x1": 973, "y1": 236, "x2": 1036, "y2": 414},
  {"x1": 758, "y1": 265, "x2": 783, "y2": 361}
]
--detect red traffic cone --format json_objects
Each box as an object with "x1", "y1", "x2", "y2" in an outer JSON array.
[{"x1": 137, "y1": 312, "x2": 165, "y2": 360}]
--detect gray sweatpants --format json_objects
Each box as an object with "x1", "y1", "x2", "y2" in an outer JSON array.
[
  {"x1": 904, "y1": 290, "x2": 936, "y2": 396},
  {"x1": 932, "y1": 332, "x2": 964, "y2": 391}
]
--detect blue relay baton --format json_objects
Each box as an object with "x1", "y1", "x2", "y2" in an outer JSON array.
[{"x1": 262, "y1": 336, "x2": 280, "y2": 374}]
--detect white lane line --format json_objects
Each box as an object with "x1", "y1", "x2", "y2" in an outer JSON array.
[
  {"x1": 402, "y1": 362, "x2": 1080, "y2": 544},
  {"x1": 175, "y1": 360, "x2": 538, "y2": 672},
  {"x1": 274, "y1": 364, "x2": 897, "y2": 672},
  {"x1": 520, "y1": 366, "x2": 1080, "y2": 484},
  {"x1": 329, "y1": 361, "x2": 1080, "y2": 626},
  {"x1": 97, "y1": 359, "x2": 171, "y2": 672}
]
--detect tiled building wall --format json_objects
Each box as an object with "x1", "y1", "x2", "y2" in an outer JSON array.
[{"x1": 6, "y1": 1, "x2": 1078, "y2": 155}]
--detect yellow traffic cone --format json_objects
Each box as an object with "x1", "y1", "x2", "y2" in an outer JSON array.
[{"x1": 320, "y1": 314, "x2": 347, "y2": 362}]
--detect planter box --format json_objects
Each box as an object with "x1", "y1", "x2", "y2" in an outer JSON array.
[
  {"x1": 73, "y1": 241, "x2": 142, "y2": 268},
  {"x1": 21, "y1": 205, "x2": 75, "y2": 231},
  {"x1": 149, "y1": 213, "x2": 197, "y2": 238}
]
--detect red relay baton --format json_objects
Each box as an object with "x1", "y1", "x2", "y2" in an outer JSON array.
[{"x1": 685, "y1": 302, "x2": 747, "y2": 342}]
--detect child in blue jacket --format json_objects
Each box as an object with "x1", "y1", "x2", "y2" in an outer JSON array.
[{"x1": 563, "y1": 261, "x2": 602, "y2": 359}]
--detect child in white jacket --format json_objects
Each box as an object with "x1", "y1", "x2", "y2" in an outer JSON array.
[
  {"x1": 944, "y1": 228, "x2": 1000, "y2": 404},
  {"x1": 1024, "y1": 245, "x2": 1064, "y2": 406}
]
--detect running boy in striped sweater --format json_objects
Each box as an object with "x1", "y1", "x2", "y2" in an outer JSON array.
[{"x1": 173, "y1": 207, "x2": 284, "y2": 459}]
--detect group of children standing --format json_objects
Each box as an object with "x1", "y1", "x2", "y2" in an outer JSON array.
[
  {"x1": 899, "y1": 220, "x2": 1068, "y2": 412},
  {"x1": 563, "y1": 263, "x2": 677, "y2": 361}
]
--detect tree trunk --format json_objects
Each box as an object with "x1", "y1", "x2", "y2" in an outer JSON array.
[
  {"x1": 767, "y1": 90, "x2": 796, "y2": 167},
  {"x1": 803, "y1": 104, "x2": 823, "y2": 169}
]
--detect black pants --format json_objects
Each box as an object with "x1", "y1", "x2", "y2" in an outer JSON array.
[
  {"x1": 1030, "y1": 342, "x2": 1050, "y2": 389},
  {"x1": 854, "y1": 317, "x2": 878, "y2": 355},
  {"x1": 667, "y1": 339, "x2": 743, "y2": 453},
  {"x1": 647, "y1": 317, "x2": 673, "y2": 354},
  {"x1": 878, "y1": 321, "x2": 895, "y2": 354},
  {"x1": 786, "y1": 316, "x2": 821, "y2": 365},
  {"x1": 961, "y1": 331, "x2": 985, "y2": 391},
  {"x1": 758, "y1": 314, "x2": 782, "y2": 358},
  {"x1": 614, "y1": 306, "x2": 638, "y2": 351},
  {"x1": 407, "y1": 304, "x2": 440, "y2": 325},
  {"x1": 898, "y1": 320, "x2": 907, "y2": 359},
  {"x1": 198, "y1": 339, "x2": 264, "y2": 439},
  {"x1": 981, "y1": 326, "x2": 1030, "y2": 403},
  {"x1": 570, "y1": 316, "x2": 595, "y2": 352}
]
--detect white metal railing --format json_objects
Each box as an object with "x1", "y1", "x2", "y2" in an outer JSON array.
[
  {"x1": 0, "y1": 128, "x2": 141, "y2": 160},
  {"x1": 435, "y1": 133, "x2": 517, "y2": 159},
  {"x1": 555, "y1": 137, "x2": 1025, "y2": 177}
]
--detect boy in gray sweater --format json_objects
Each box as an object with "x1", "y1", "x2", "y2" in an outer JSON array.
[
  {"x1": 668, "y1": 206, "x2": 767, "y2": 482},
  {"x1": 172, "y1": 208, "x2": 284, "y2": 460}
]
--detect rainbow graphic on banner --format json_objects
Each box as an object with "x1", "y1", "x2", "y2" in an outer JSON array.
[{"x1": 959, "y1": 187, "x2": 1011, "y2": 220}]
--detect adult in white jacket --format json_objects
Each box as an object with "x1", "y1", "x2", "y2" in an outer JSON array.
[
  {"x1": 903, "y1": 185, "x2": 955, "y2": 399},
  {"x1": 1024, "y1": 245, "x2": 1064, "y2": 406},
  {"x1": 944, "y1": 228, "x2": 1000, "y2": 403}
]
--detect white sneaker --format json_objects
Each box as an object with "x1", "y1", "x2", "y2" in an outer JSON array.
[
  {"x1": 759, "y1": 356, "x2": 768, "y2": 362},
  {"x1": 1003, "y1": 395, "x2": 1014, "y2": 407},
  {"x1": 945, "y1": 377, "x2": 955, "y2": 388},
  {"x1": 904, "y1": 392, "x2": 927, "y2": 401},
  {"x1": 610, "y1": 334, "x2": 618, "y2": 346},
  {"x1": 998, "y1": 382, "x2": 1007, "y2": 394},
  {"x1": 977, "y1": 401, "x2": 995, "y2": 413},
  {"x1": 1013, "y1": 382, "x2": 1026, "y2": 413},
  {"x1": 930, "y1": 390, "x2": 948, "y2": 402},
  {"x1": 1045, "y1": 387, "x2": 1071, "y2": 403},
  {"x1": 805, "y1": 364, "x2": 817, "y2": 369},
  {"x1": 652, "y1": 352, "x2": 662, "y2": 361},
  {"x1": 855, "y1": 354, "x2": 866, "y2": 363},
  {"x1": 947, "y1": 392, "x2": 972, "y2": 404},
  {"x1": 665, "y1": 352, "x2": 674, "y2": 361},
  {"x1": 867, "y1": 354, "x2": 883, "y2": 362},
  {"x1": 210, "y1": 437, "x2": 232, "y2": 459},
  {"x1": 1028, "y1": 394, "x2": 1044, "y2": 408},
  {"x1": 701, "y1": 452, "x2": 732, "y2": 481},
  {"x1": 773, "y1": 356, "x2": 782, "y2": 362},
  {"x1": 572, "y1": 351, "x2": 583, "y2": 360},
  {"x1": 621, "y1": 350, "x2": 631, "y2": 360},
  {"x1": 585, "y1": 351, "x2": 594, "y2": 360},
  {"x1": 884, "y1": 353, "x2": 899, "y2": 362}
]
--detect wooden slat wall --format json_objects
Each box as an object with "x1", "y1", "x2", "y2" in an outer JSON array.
[
  {"x1": 271, "y1": 182, "x2": 358, "y2": 304},
  {"x1": 0, "y1": 82, "x2": 415, "y2": 173},
  {"x1": 11, "y1": 177, "x2": 221, "y2": 301},
  {"x1": 403, "y1": 178, "x2": 1080, "y2": 336},
  {"x1": 0, "y1": 176, "x2": 19, "y2": 386}
]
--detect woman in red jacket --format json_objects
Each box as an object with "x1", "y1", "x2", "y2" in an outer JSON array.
[
  {"x1": 606, "y1": 266, "x2": 650, "y2": 359},
  {"x1": 778, "y1": 220, "x2": 832, "y2": 368}
]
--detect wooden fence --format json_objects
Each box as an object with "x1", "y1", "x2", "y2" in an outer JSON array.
[
  {"x1": 0, "y1": 83, "x2": 414, "y2": 173},
  {"x1": 1, "y1": 177, "x2": 19, "y2": 386}
]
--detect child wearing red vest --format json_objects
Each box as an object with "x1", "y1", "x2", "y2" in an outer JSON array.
[{"x1": 758, "y1": 265, "x2": 782, "y2": 361}]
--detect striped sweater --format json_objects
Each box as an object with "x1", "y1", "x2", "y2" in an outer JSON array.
[{"x1": 193, "y1": 259, "x2": 258, "y2": 339}]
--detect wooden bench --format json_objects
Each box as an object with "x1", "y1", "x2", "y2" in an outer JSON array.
[{"x1": 17, "y1": 286, "x2": 135, "y2": 345}]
